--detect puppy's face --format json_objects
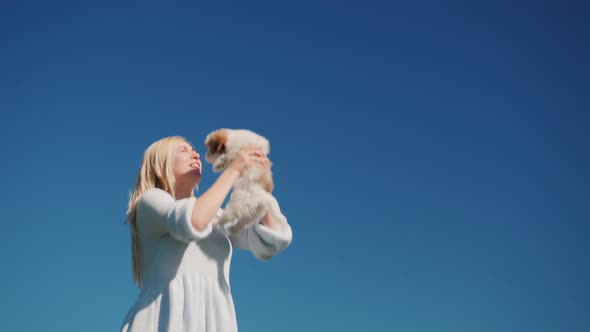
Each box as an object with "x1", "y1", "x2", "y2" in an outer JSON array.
[
  {"x1": 205, "y1": 129, "x2": 230, "y2": 172},
  {"x1": 204, "y1": 129, "x2": 229, "y2": 167}
]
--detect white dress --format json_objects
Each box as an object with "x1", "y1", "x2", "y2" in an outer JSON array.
[{"x1": 120, "y1": 188, "x2": 293, "y2": 332}]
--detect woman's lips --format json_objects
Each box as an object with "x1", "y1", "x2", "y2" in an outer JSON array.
[{"x1": 190, "y1": 162, "x2": 201, "y2": 171}]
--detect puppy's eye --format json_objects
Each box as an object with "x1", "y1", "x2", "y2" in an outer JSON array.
[{"x1": 210, "y1": 141, "x2": 222, "y2": 153}]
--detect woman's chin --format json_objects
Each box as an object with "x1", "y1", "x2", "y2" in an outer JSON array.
[
  {"x1": 191, "y1": 169, "x2": 202, "y2": 180},
  {"x1": 187, "y1": 166, "x2": 201, "y2": 176},
  {"x1": 180, "y1": 169, "x2": 201, "y2": 183}
]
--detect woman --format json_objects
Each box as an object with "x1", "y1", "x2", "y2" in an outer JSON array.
[{"x1": 120, "y1": 136, "x2": 293, "y2": 331}]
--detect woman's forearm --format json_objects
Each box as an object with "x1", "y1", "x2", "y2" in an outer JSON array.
[
  {"x1": 260, "y1": 210, "x2": 280, "y2": 230},
  {"x1": 191, "y1": 168, "x2": 240, "y2": 231}
]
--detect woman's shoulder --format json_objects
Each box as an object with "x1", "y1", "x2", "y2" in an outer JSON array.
[{"x1": 138, "y1": 188, "x2": 174, "y2": 210}]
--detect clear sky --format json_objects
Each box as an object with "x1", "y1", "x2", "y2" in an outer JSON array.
[{"x1": 1, "y1": 1, "x2": 588, "y2": 331}]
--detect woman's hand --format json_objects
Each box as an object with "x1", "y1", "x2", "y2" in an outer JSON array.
[{"x1": 227, "y1": 146, "x2": 270, "y2": 176}]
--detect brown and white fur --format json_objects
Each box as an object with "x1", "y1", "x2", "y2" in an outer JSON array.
[{"x1": 204, "y1": 128, "x2": 283, "y2": 233}]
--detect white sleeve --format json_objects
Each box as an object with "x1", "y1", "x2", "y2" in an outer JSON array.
[
  {"x1": 137, "y1": 188, "x2": 213, "y2": 243},
  {"x1": 223, "y1": 208, "x2": 293, "y2": 261}
]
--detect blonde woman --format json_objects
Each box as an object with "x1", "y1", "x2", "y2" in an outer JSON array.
[{"x1": 120, "y1": 136, "x2": 292, "y2": 332}]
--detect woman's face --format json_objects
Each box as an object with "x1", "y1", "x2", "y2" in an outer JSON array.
[{"x1": 172, "y1": 140, "x2": 202, "y2": 185}]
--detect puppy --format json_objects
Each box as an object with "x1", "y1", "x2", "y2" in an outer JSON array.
[{"x1": 204, "y1": 129, "x2": 284, "y2": 233}]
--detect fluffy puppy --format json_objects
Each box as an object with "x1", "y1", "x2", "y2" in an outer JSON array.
[{"x1": 204, "y1": 129, "x2": 284, "y2": 233}]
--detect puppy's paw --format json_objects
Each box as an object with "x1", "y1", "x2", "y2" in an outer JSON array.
[{"x1": 213, "y1": 159, "x2": 228, "y2": 172}]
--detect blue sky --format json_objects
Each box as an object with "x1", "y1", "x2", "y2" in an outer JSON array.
[{"x1": 1, "y1": 1, "x2": 588, "y2": 331}]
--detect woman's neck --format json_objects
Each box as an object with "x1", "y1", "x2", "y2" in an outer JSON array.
[{"x1": 174, "y1": 183, "x2": 194, "y2": 199}]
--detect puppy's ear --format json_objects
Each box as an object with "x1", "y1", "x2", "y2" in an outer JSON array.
[
  {"x1": 261, "y1": 173, "x2": 274, "y2": 193},
  {"x1": 261, "y1": 164, "x2": 274, "y2": 193}
]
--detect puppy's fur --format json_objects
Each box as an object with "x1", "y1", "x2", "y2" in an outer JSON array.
[{"x1": 204, "y1": 129, "x2": 284, "y2": 233}]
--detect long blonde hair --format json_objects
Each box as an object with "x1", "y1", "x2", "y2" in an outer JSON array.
[{"x1": 126, "y1": 136, "x2": 188, "y2": 287}]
